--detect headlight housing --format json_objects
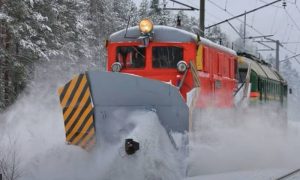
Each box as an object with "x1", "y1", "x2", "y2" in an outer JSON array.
[
  {"x1": 111, "y1": 62, "x2": 122, "y2": 72},
  {"x1": 177, "y1": 61, "x2": 188, "y2": 73},
  {"x1": 139, "y1": 19, "x2": 153, "y2": 34}
]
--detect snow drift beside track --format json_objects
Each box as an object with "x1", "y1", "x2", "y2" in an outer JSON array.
[{"x1": 187, "y1": 107, "x2": 300, "y2": 177}]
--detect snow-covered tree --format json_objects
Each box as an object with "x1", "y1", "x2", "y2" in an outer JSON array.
[
  {"x1": 0, "y1": 0, "x2": 194, "y2": 110},
  {"x1": 112, "y1": 0, "x2": 139, "y2": 29},
  {"x1": 265, "y1": 53, "x2": 276, "y2": 68},
  {"x1": 139, "y1": 0, "x2": 150, "y2": 19},
  {"x1": 280, "y1": 58, "x2": 300, "y2": 121},
  {"x1": 138, "y1": 0, "x2": 171, "y2": 25},
  {"x1": 281, "y1": 58, "x2": 300, "y2": 94},
  {"x1": 171, "y1": 11, "x2": 198, "y2": 31},
  {"x1": 233, "y1": 23, "x2": 257, "y2": 54},
  {"x1": 206, "y1": 25, "x2": 230, "y2": 47}
]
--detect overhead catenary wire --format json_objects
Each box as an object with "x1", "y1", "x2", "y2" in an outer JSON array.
[
  {"x1": 282, "y1": 45, "x2": 297, "y2": 54},
  {"x1": 259, "y1": 0, "x2": 283, "y2": 8},
  {"x1": 294, "y1": 35, "x2": 300, "y2": 52},
  {"x1": 251, "y1": 0, "x2": 258, "y2": 26},
  {"x1": 285, "y1": 25, "x2": 294, "y2": 42},
  {"x1": 258, "y1": 0, "x2": 300, "y2": 53},
  {"x1": 206, "y1": 0, "x2": 280, "y2": 37},
  {"x1": 280, "y1": 54, "x2": 300, "y2": 62},
  {"x1": 225, "y1": 0, "x2": 229, "y2": 11},
  {"x1": 284, "y1": 9, "x2": 300, "y2": 32},
  {"x1": 270, "y1": 7, "x2": 279, "y2": 34},
  {"x1": 295, "y1": 58, "x2": 300, "y2": 65},
  {"x1": 171, "y1": 0, "x2": 299, "y2": 58},
  {"x1": 295, "y1": 4, "x2": 300, "y2": 14},
  {"x1": 282, "y1": 41, "x2": 300, "y2": 44}
]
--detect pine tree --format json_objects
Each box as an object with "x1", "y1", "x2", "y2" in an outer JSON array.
[
  {"x1": 139, "y1": 0, "x2": 150, "y2": 19},
  {"x1": 112, "y1": 0, "x2": 138, "y2": 30},
  {"x1": 265, "y1": 54, "x2": 276, "y2": 68},
  {"x1": 172, "y1": 11, "x2": 197, "y2": 31},
  {"x1": 280, "y1": 58, "x2": 300, "y2": 121},
  {"x1": 206, "y1": 26, "x2": 230, "y2": 46},
  {"x1": 281, "y1": 59, "x2": 300, "y2": 94},
  {"x1": 0, "y1": 0, "x2": 37, "y2": 109}
]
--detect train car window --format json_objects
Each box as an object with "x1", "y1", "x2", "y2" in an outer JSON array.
[
  {"x1": 116, "y1": 46, "x2": 145, "y2": 68},
  {"x1": 238, "y1": 69, "x2": 247, "y2": 83},
  {"x1": 152, "y1": 46, "x2": 183, "y2": 68}
]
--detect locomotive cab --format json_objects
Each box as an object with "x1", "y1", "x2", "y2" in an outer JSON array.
[{"x1": 107, "y1": 19, "x2": 197, "y2": 100}]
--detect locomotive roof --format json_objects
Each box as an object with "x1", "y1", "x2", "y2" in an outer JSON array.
[{"x1": 109, "y1": 25, "x2": 236, "y2": 56}]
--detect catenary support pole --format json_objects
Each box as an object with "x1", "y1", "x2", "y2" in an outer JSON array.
[
  {"x1": 244, "y1": 11, "x2": 246, "y2": 49},
  {"x1": 276, "y1": 40, "x2": 280, "y2": 71},
  {"x1": 200, "y1": 0, "x2": 205, "y2": 37}
]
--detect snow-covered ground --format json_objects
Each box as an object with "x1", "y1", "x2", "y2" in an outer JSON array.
[
  {"x1": 185, "y1": 168, "x2": 300, "y2": 180},
  {"x1": 1, "y1": 62, "x2": 300, "y2": 180}
]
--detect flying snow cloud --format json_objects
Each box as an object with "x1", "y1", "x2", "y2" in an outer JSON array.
[
  {"x1": 0, "y1": 61, "x2": 184, "y2": 180},
  {"x1": 1, "y1": 60, "x2": 300, "y2": 180},
  {"x1": 187, "y1": 106, "x2": 300, "y2": 177}
]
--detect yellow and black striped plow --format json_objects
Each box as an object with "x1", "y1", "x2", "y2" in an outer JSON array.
[{"x1": 58, "y1": 73, "x2": 96, "y2": 151}]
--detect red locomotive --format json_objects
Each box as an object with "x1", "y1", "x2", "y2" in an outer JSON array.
[
  {"x1": 107, "y1": 19, "x2": 237, "y2": 108},
  {"x1": 58, "y1": 19, "x2": 271, "y2": 150}
]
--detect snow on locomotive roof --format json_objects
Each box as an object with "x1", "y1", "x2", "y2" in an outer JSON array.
[{"x1": 109, "y1": 25, "x2": 236, "y2": 56}]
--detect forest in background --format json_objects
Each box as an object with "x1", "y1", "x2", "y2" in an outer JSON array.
[{"x1": 0, "y1": 0, "x2": 299, "y2": 111}]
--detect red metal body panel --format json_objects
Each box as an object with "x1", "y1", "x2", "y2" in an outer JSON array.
[
  {"x1": 107, "y1": 40, "x2": 237, "y2": 108},
  {"x1": 195, "y1": 44, "x2": 237, "y2": 108}
]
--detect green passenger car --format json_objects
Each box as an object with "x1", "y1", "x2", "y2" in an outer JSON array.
[
  {"x1": 237, "y1": 52, "x2": 288, "y2": 106},
  {"x1": 237, "y1": 52, "x2": 288, "y2": 126}
]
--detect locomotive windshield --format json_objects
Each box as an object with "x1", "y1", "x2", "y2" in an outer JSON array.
[
  {"x1": 152, "y1": 46, "x2": 183, "y2": 68},
  {"x1": 116, "y1": 46, "x2": 145, "y2": 68}
]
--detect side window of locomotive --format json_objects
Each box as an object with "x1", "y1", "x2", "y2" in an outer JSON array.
[
  {"x1": 152, "y1": 46, "x2": 183, "y2": 68},
  {"x1": 116, "y1": 46, "x2": 145, "y2": 68}
]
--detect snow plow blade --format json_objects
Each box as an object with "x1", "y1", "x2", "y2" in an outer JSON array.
[
  {"x1": 58, "y1": 73, "x2": 96, "y2": 150},
  {"x1": 58, "y1": 71, "x2": 189, "y2": 150}
]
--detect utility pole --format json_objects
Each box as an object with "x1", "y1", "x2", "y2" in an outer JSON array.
[
  {"x1": 243, "y1": 12, "x2": 246, "y2": 49},
  {"x1": 200, "y1": 0, "x2": 205, "y2": 37},
  {"x1": 163, "y1": 0, "x2": 205, "y2": 36},
  {"x1": 254, "y1": 36, "x2": 283, "y2": 72},
  {"x1": 263, "y1": 38, "x2": 282, "y2": 72},
  {"x1": 276, "y1": 40, "x2": 280, "y2": 71}
]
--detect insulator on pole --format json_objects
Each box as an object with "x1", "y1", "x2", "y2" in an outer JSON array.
[
  {"x1": 283, "y1": 0, "x2": 287, "y2": 8},
  {"x1": 177, "y1": 16, "x2": 181, "y2": 27}
]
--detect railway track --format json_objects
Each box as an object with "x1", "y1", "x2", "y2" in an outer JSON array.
[{"x1": 275, "y1": 169, "x2": 300, "y2": 180}]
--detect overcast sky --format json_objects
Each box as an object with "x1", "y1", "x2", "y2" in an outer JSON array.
[{"x1": 134, "y1": 0, "x2": 300, "y2": 71}]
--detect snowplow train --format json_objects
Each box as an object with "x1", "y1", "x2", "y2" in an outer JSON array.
[{"x1": 58, "y1": 19, "x2": 287, "y2": 151}]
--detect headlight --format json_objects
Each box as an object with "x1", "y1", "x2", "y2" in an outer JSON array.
[
  {"x1": 139, "y1": 19, "x2": 153, "y2": 34},
  {"x1": 177, "y1": 61, "x2": 188, "y2": 73},
  {"x1": 111, "y1": 62, "x2": 122, "y2": 72}
]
